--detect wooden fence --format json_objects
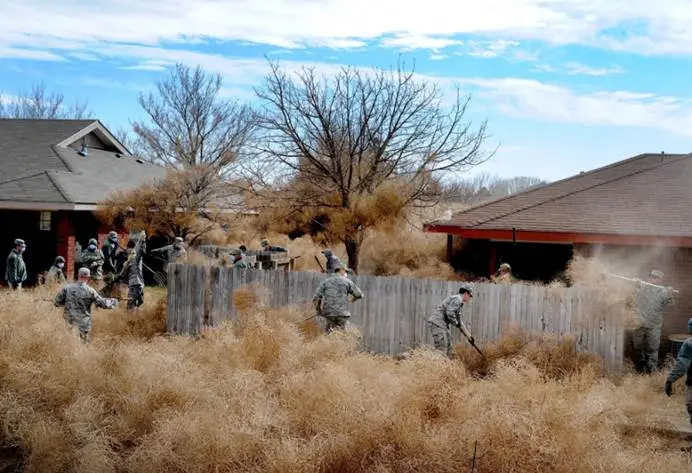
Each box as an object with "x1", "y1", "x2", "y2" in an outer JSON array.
[{"x1": 166, "y1": 264, "x2": 626, "y2": 371}]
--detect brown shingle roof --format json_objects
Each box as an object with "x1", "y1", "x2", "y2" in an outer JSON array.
[{"x1": 431, "y1": 153, "x2": 692, "y2": 238}]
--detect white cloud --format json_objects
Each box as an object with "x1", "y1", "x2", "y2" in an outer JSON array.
[
  {"x1": 454, "y1": 77, "x2": 692, "y2": 136},
  {"x1": 429, "y1": 54, "x2": 448, "y2": 61},
  {"x1": 68, "y1": 52, "x2": 100, "y2": 61},
  {"x1": 381, "y1": 34, "x2": 463, "y2": 50},
  {"x1": 533, "y1": 62, "x2": 625, "y2": 76},
  {"x1": 3, "y1": 1, "x2": 692, "y2": 56},
  {"x1": 462, "y1": 40, "x2": 520, "y2": 58},
  {"x1": 0, "y1": 47, "x2": 64, "y2": 61}
]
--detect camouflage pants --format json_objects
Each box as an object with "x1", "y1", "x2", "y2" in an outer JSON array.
[
  {"x1": 65, "y1": 314, "x2": 91, "y2": 344},
  {"x1": 687, "y1": 386, "x2": 692, "y2": 424},
  {"x1": 631, "y1": 325, "x2": 661, "y2": 373},
  {"x1": 428, "y1": 322, "x2": 452, "y2": 358},
  {"x1": 127, "y1": 284, "x2": 144, "y2": 310},
  {"x1": 101, "y1": 272, "x2": 118, "y2": 298},
  {"x1": 324, "y1": 316, "x2": 349, "y2": 333}
]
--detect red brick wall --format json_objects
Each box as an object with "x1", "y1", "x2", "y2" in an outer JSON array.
[{"x1": 55, "y1": 211, "x2": 76, "y2": 281}]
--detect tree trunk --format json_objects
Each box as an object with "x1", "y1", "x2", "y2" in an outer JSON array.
[{"x1": 345, "y1": 238, "x2": 360, "y2": 274}]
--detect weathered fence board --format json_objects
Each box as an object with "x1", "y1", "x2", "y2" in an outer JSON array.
[{"x1": 166, "y1": 264, "x2": 627, "y2": 371}]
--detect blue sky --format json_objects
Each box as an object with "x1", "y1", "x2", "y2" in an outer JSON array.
[{"x1": 2, "y1": 0, "x2": 692, "y2": 182}]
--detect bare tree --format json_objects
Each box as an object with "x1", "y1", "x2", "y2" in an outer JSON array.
[
  {"x1": 252, "y1": 60, "x2": 492, "y2": 272},
  {"x1": 0, "y1": 82, "x2": 90, "y2": 119},
  {"x1": 131, "y1": 63, "x2": 256, "y2": 180},
  {"x1": 442, "y1": 173, "x2": 546, "y2": 204}
]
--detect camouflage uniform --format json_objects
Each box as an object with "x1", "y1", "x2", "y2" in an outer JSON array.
[
  {"x1": 101, "y1": 232, "x2": 122, "y2": 297},
  {"x1": 427, "y1": 287, "x2": 473, "y2": 357},
  {"x1": 54, "y1": 280, "x2": 117, "y2": 342},
  {"x1": 5, "y1": 240, "x2": 27, "y2": 289},
  {"x1": 151, "y1": 237, "x2": 187, "y2": 263},
  {"x1": 632, "y1": 280, "x2": 675, "y2": 373},
  {"x1": 260, "y1": 239, "x2": 288, "y2": 253},
  {"x1": 80, "y1": 238, "x2": 105, "y2": 281},
  {"x1": 665, "y1": 319, "x2": 692, "y2": 424},
  {"x1": 120, "y1": 238, "x2": 146, "y2": 310},
  {"x1": 313, "y1": 273, "x2": 363, "y2": 332},
  {"x1": 46, "y1": 256, "x2": 66, "y2": 284}
]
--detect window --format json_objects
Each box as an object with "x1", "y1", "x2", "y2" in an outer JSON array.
[{"x1": 39, "y1": 211, "x2": 51, "y2": 231}]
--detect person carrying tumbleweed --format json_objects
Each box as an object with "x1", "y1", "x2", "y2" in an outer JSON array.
[
  {"x1": 312, "y1": 260, "x2": 363, "y2": 333},
  {"x1": 427, "y1": 283, "x2": 475, "y2": 358}
]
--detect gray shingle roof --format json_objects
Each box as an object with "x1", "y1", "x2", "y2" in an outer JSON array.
[
  {"x1": 0, "y1": 119, "x2": 166, "y2": 206},
  {"x1": 0, "y1": 119, "x2": 95, "y2": 176},
  {"x1": 429, "y1": 153, "x2": 692, "y2": 238},
  {"x1": 50, "y1": 146, "x2": 166, "y2": 204}
]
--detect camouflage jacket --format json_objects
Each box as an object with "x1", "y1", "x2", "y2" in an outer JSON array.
[
  {"x1": 233, "y1": 255, "x2": 252, "y2": 269},
  {"x1": 5, "y1": 249, "x2": 27, "y2": 285},
  {"x1": 101, "y1": 241, "x2": 121, "y2": 274},
  {"x1": 667, "y1": 338, "x2": 692, "y2": 386},
  {"x1": 313, "y1": 274, "x2": 363, "y2": 318},
  {"x1": 46, "y1": 265, "x2": 66, "y2": 284},
  {"x1": 120, "y1": 240, "x2": 146, "y2": 286},
  {"x1": 428, "y1": 294, "x2": 470, "y2": 334},
  {"x1": 54, "y1": 282, "x2": 117, "y2": 332},
  {"x1": 634, "y1": 282, "x2": 675, "y2": 329},
  {"x1": 151, "y1": 244, "x2": 186, "y2": 263},
  {"x1": 80, "y1": 248, "x2": 105, "y2": 280}
]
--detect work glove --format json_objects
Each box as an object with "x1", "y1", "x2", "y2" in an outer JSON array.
[{"x1": 664, "y1": 380, "x2": 673, "y2": 397}]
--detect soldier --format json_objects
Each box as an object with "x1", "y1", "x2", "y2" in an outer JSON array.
[
  {"x1": 118, "y1": 232, "x2": 146, "y2": 311},
  {"x1": 150, "y1": 236, "x2": 187, "y2": 263},
  {"x1": 5, "y1": 238, "x2": 27, "y2": 289},
  {"x1": 321, "y1": 249, "x2": 339, "y2": 273},
  {"x1": 427, "y1": 283, "x2": 475, "y2": 358},
  {"x1": 312, "y1": 261, "x2": 363, "y2": 333},
  {"x1": 229, "y1": 248, "x2": 251, "y2": 269},
  {"x1": 54, "y1": 267, "x2": 118, "y2": 343},
  {"x1": 491, "y1": 263, "x2": 514, "y2": 284},
  {"x1": 664, "y1": 318, "x2": 692, "y2": 425},
  {"x1": 46, "y1": 256, "x2": 66, "y2": 284},
  {"x1": 260, "y1": 238, "x2": 288, "y2": 253},
  {"x1": 632, "y1": 269, "x2": 676, "y2": 373},
  {"x1": 80, "y1": 238, "x2": 105, "y2": 282},
  {"x1": 101, "y1": 231, "x2": 122, "y2": 297}
]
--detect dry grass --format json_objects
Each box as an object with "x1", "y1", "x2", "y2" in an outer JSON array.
[{"x1": 2, "y1": 285, "x2": 689, "y2": 473}]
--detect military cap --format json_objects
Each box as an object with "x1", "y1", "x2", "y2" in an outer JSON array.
[
  {"x1": 107, "y1": 231, "x2": 118, "y2": 239},
  {"x1": 499, "y1": 263, "x2": 512, "y2": 272},
  {"x1": 14, "y1": 238, "x2": 25, "y2": 246},
  {"x1": 55, "y1": 255, "x2": 65, "y2": 263},
  {"x1": 78, "y1": 267, "x2": 91, "y2": 278},
  {"x1": 88, "y1": 238, "x2": 98, "y2": 246},
  {"x1": 260, "y1": 239, "x2": 269, "y2": 247},
  {"x1": 174, "y1": 237, "x2": 184, "y2": 244},
  {"x1": 230, "y1": 248, "x2": 242, "y2": 256},
  {"x1": 458, "y1": 282, "x2": 473, "y2": 294}
]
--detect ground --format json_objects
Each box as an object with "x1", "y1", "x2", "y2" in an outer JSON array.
[{"x1": 0, "y1": 284, "x2": 690, "y2": 473}]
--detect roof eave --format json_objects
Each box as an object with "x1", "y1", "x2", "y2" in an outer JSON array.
[
  {"x1": 56, "y1": 120, "x2": 130, "y2": 155},
  {"x1": 423, "y1": 224, "x2": 692, "y2": 248},
  {"x1": 0, "y1": 200, "x2": 99, "y2": 211}
]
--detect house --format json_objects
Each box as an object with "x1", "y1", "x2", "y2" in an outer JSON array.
[
  {"x1": 424, "y1": 152, "x2": 692, "y2": 343},
  {"x1": 0, "y1": 119, "x2": 167, "y2": 284}
]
